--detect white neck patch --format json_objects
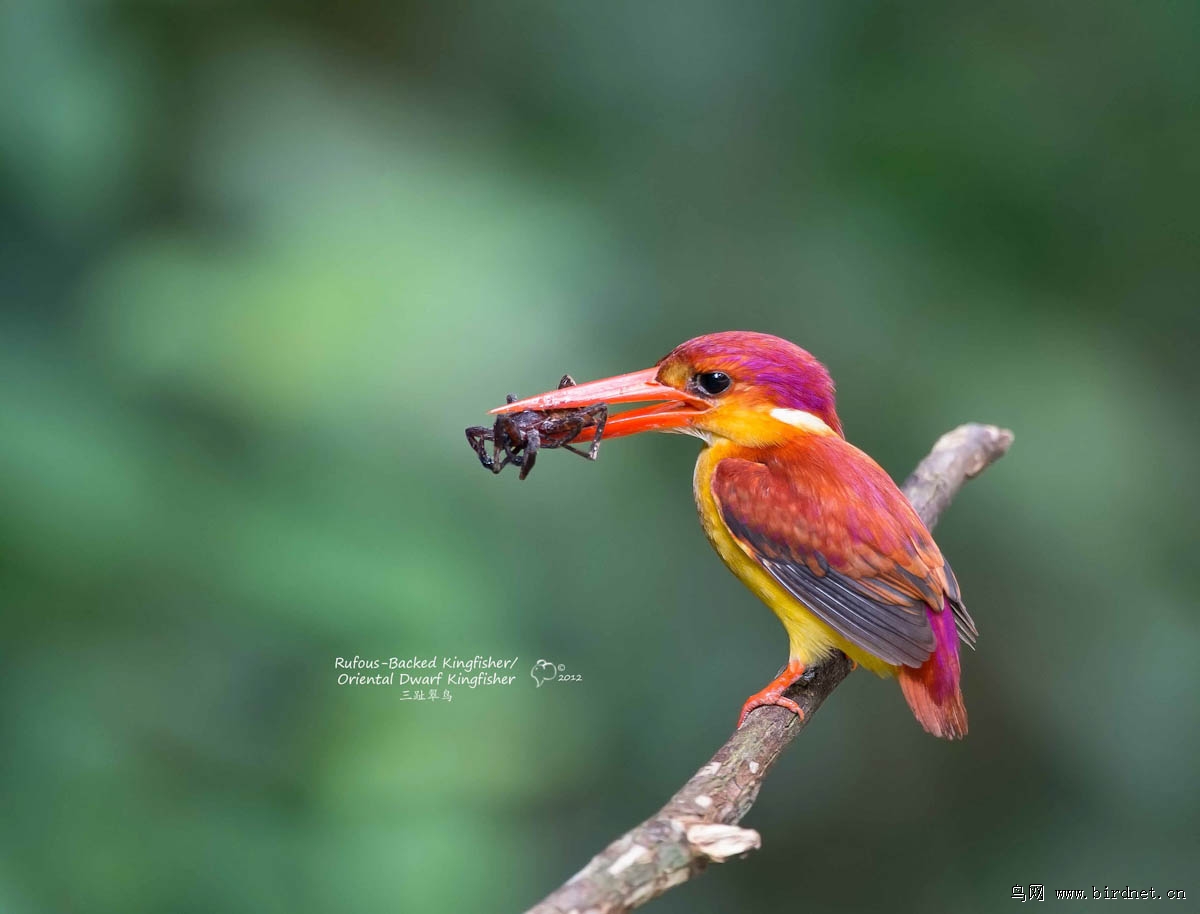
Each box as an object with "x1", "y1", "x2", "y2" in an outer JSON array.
[{"x1": 769, "y1": 408, "x2": 834, "y2": 435}]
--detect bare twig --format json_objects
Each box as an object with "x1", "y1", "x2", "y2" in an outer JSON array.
[{"x1": 525, "y1": 423, "x2": 1014, "y2": 914}]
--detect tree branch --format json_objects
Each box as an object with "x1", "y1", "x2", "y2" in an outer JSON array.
[{"x1": 524, "y1": 423, "x2": 1014, "y2": 914}]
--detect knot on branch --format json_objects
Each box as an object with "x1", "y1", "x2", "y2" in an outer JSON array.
[{"x1": 682, "y1": 823, "x2": 762, "y2": 861}]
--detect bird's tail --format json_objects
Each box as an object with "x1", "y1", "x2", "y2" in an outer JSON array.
[{"x1": 898, "y1": 601, "x2": 968, "y2": 739}]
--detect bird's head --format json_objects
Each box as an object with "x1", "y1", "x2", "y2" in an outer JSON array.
[{"x1": 491, "y1": 331, "x2": 843, "y2": 447}]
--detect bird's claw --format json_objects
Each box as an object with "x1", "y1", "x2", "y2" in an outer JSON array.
[
  {"x1": 736, "y1": 658, "x2": 808, "y2": 728},
  {"x1": 737, "y1": 693, "x2": 806, "y2": 728}
]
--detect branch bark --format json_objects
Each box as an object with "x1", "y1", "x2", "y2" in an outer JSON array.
[{"x1": 525, "y1": 423, "x2": 1014, "y2": 914}]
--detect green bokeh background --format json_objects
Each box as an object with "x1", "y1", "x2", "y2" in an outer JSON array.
[{"x1": 3, "y1": 2, "x2": 1198, "y2": 911}]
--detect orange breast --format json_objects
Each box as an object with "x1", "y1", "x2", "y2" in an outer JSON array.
[{"x1": 691, "y1": 441, "x2": 897, "y2": 676}]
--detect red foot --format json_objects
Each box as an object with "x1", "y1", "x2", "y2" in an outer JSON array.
[{"x1": 737, "y1": 659, "x2": 807, "y2": 728}]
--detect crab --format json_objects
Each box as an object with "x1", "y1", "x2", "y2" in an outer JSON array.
[{"x1": 465, "y1": 375, "x2": 608, "y2": 480}]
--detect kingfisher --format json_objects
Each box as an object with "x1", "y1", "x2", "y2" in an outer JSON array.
[{"x1": 492, "y1": 331, "x2": 977, "y2": 738}]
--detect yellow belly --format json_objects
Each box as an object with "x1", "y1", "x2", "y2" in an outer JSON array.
[{"x1": 693, "y1": 443, "x2": 894, "y2": 677}]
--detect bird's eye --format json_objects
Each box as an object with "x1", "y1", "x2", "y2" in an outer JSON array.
[{"x1": 695, "y1": 371, "x2": 732, "y2": 396}]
